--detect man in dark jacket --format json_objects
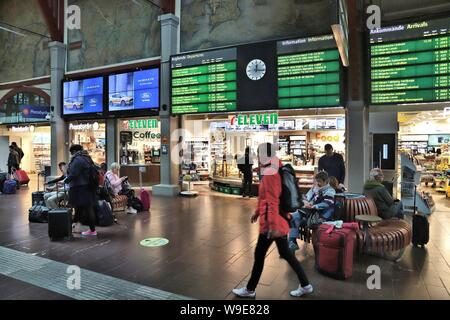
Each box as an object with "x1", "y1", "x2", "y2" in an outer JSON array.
[
  {"x1": 65, "y1": 145, "x2": 97, "y2": 236},
  {"x1": 318, "y1": 144, "x2": 345, "y2": 186},
  {"x1": 7, "y1": 145, "x2": 20, "y2": 174},
  {"x1": 363, "y1": 168, "x2": 404, "y2": 219},
  {"x1": 11, "y1": 142, "x2": 24, "y2": 165},
  {"x1": 238, "y1": 147, "x2": 254, "y2": 198}
]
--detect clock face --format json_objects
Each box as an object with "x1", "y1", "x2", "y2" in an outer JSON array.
[{"x1": 246, "y1": 59, "x2": 266, "y2": 81}]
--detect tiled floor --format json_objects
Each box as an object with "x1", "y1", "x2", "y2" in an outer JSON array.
[{"x1": 0, "y1": 175, "x2": 449, "y2": 300}]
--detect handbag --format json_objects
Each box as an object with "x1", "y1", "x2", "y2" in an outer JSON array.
[{"x1": 300, "y1": 208, "x2": 324, "y2": 229}]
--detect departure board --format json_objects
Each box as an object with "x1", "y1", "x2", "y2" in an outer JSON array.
[
  {"x1": 277, "y1": 35, "x2": 341, "y2": 109},
  {"x1": 369, "y1": 18, "x2": 450, "y2": 104},
  {"x1": 171, "y1": 48, "x2": 237, "y2": 114}
]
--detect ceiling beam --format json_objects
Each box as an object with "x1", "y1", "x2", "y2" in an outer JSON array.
[{"x1": 36, "y1": 0, "x2": 63, "y2": 42}]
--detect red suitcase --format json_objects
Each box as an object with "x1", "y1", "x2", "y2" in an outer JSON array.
[
  {"x1": 14, "y1": 169, "x2": 30, "y2": 186},
  {"x1": 313, "y1": 224, "x2": 356, "y2": 280}
]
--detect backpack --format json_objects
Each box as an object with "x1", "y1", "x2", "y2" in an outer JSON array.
[
  {"x1": 279, "y1": 163, "x2": 302, "y2": 213},
  {"x1": 80, "y1": 155, "x2": 100, "y2": 189}
]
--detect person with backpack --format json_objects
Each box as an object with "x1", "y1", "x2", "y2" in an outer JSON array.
[
  {"x1": 232, "y1": 143, "x2": 313, "y2": 298},
  {"x1": 7, "y1": 145, "x2": 20, "y2": 175},
  {"x1": 11, "y1": 142, "x2": 24, "y2": 165},
  {"x1": 65, "y1": 144, "x2": 98, "y2": 236}
]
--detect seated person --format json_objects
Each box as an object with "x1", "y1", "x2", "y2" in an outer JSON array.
[
  {"x1": 329, "y1": 176, "x2": 346, "y2": 193},
  {"x1": 363, "y1": 168, "x2": 404, "y2": 220},
  {"x1": 288, "y1": 171, "x2": 336, "y2": 251},
  {"x1": 104, "y1": 162, "x2": 136, "y2": 214},
  {"x1": 98, "y1": 163, "x2": 107, "y2": 186},
  {"x1": 44, "y1": 162, "x2": 69, "y2": 209}
]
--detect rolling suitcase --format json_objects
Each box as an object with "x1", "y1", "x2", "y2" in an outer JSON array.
[
  {"x1": 412, "y1": 186, "x2": 429, "y2": 247},
  {"x1": 48, "y1": 185, "x2": 72, "y2": 241},
  {"x1": 32, "y1": 172, "x2": 46, "y2": 206},
  {"x1": 14, "y1": 169, "x2": 30, "y2": 186},
  {"x1": 313, "y1": 224, "x2": 356, "y2": 280},
  {"x1": 48, "y1": 208, "x2": 72, "y2": 240},
  {"x1": 139, "y1": 168, "x2": 151, "y2": 211}
]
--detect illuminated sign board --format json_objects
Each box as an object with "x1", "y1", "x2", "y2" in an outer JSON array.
[{"x1": 369, "y1": 18, "x2": 450, "y2": 104}]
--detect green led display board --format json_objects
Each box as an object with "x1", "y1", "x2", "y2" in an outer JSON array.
[
  {"x1": 369, "y1": 18, "x2": 450, "y2": 105},
  {"x1": 277, "y1": 35, "x2": 341, "y2": 109},
  {"x1": 171, "y1": 48, "x2": 237, "y2": 114}
]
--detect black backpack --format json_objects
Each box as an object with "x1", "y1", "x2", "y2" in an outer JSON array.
[{"x1": 279, "y1": 164, "x2": 302, "y2": 213}]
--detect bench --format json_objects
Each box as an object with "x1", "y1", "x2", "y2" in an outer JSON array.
[
  {"x1": 111, "y1": 195, "x2": 128, "y2": 212},
  {"x1": 307, "y1": 196, "x2": 412, "y2": 261},
  {"x1": 342, "y1": 197, "x2": 412, "y2": 260}
]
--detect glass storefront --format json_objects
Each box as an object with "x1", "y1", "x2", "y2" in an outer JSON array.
[
  {"x1": 0, "y1": 124, "x2": 51, "y2": 174},
  {"x1": 181, "y1": 110, "x2": 346, "y2": 194},
  {"x1": 68, "y1": 120, "x2": 106, "y2": 164},
  {"x1": 117, "y1": 117, "x2": 161, "y2": 186}
]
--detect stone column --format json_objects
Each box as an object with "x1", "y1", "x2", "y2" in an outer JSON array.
[
  {"x1": 152, "y1": 14, "x2": 180, "y2": 196},
  {"x1": 48, "y1": 41, "x2": 67, "y2": 176},
  {"x1": 106, "y1": 118, "x2": 117, "y2": 165},
  {"x1": 346, "y1": 101, "x2": 370, "y2": 193}
]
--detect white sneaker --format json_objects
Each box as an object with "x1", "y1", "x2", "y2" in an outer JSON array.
[
  {"x1": 290, "y1": 284, "x2": 313, "y2": 297},
  {"x1": 232, "y1": 287, "x2": 256, "y2": 298},
  {"x1": 127, "y1": 207, "x2": 138, "y2": 214}
]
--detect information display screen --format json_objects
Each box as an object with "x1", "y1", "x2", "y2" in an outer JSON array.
[
  {"x1": 108, "y1": 68, "x2": 159, "y2": 112},
  {"x1": 369, "y1": 18, "x2": 450, "y2": 104},
  {"x1": 171, "y1": 48, "x2": 237, "y2": 114},
  {"x1": 63, "y1": 77, "x2": 103, "y2": 115},
  {"x1": 277, "y1": 35, "x2": 341, "y2": 109}
]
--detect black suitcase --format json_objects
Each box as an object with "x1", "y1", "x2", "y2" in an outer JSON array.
[
  {"x1": 412, "y1": 214, "x2": 429, "y2": 247},
  {"x1": 96, "y1": 200, "x2": 114, "y2": 227},
  {"x1": 32, "y1": 172, "x2": 46, "y2": 206},
  {"x1": 0, "y1": 172, "x2": 7, "y2": 193},
  {"x1": 48, "y1": 208, "x2": 72, "y2": 241},
  {"x1": 412, "y1": 185, "x2": 429, "y2": 247}
]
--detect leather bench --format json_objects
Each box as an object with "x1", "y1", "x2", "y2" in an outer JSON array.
[
  {"x1": 111, "y1": 195, "x2": 128, "y2": 212},
  {"x1": 342, "y1": 196, "x2": 412, "y2": 260}
]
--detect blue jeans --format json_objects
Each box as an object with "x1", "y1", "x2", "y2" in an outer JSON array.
[{"x1": 289, "y1": 211, "x2": 302, "y2": 239}]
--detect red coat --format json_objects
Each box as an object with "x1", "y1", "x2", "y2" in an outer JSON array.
[{"x1": 255, "y1": 157, "x2": 290, "y2": 236}]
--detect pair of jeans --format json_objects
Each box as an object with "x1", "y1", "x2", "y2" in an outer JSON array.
[
  {"x1": 73, "y1": 205, "x2": 95, "y2": 232},
  {"x1": 44, "y1": 191, "x2": 67, "y2": 209},
  {"x1": 246, "y1": 234, "x2": 310, "y2": 291}
]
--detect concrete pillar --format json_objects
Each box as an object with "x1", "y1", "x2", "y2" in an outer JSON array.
[
  {"x1": 346, "y1": 101, "x2": 370, "y2": 193},
  {"x1": 152, "y1": 14, "x2": 180, "y2": 196},
  {"x1": 106, "y1": 118, "x2": 117, "y2": 166},
  {"x1": 49, "y1": 42, "x2": 67, "y2": 176}
]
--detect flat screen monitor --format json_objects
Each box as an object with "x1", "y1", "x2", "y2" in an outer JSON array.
[
  {"x1": 108, "y1": 68, "x2": 159, "y2": 112},
  {"x1": 428, "y1": 134, "x2": 450, "y2": 146},
  {"x1": 63, "y1": 77, "x2": 103, "y2": 115}
]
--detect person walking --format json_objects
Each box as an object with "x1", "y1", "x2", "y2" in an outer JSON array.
[
  {"x1": 232, "y1": 143, "x2": 313, "y2": 298},
  {"x1": 65, "y1": 144, "x2": 98, "y2": 236},
  {"x1": 7, "y1": 145, "x2": 20, "y2": 175},
  {"x1": 318, "y1": 144, "x2": 345, "y2": 187}
]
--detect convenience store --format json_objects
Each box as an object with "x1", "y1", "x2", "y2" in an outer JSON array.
[{"x1": 171, "y1": 35, "x2": 346, "y2": 195}]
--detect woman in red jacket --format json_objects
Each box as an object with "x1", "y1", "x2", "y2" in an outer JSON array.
[{"x1": 232, "y1": 143, "x2": 313, "y2": 298}]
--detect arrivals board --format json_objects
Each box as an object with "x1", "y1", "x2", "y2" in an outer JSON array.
[
  {"x1": 369, "y1": 18, "x2": 450, "y2": 104},
  {"x1": 171, "y1": 48, "x2": 237, "y2": 114},
  {"x1": 277, "y1": 35, "x2": 341, "y2": 109}
]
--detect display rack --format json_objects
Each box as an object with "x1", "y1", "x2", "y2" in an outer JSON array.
[
  {"x1": 293, "y1": 166, "x2": 316, "y2": 192},
  {"x1": 33, "y1": 143, "x2": 51, "y2": 173},
  {"x1": 289, "y1": 135, "x2": 307, "y2": 157}
]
